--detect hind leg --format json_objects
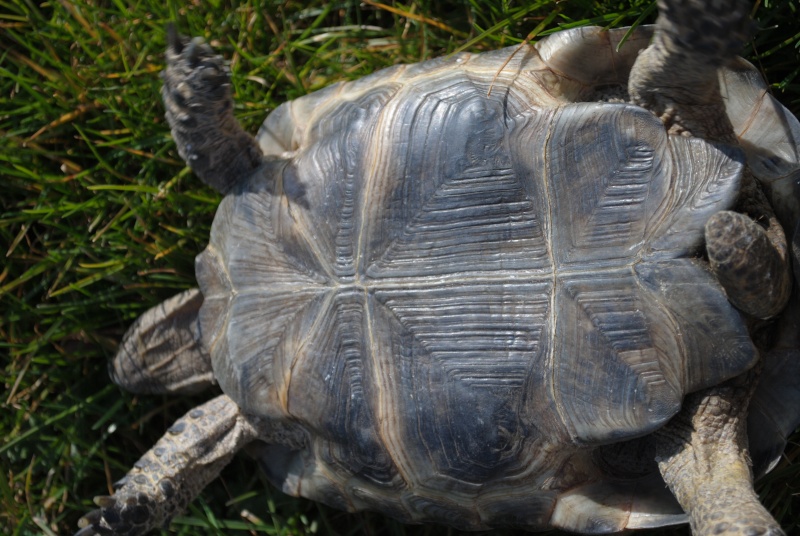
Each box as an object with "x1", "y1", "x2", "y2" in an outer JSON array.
[
  {"x1": 75, "y1": 395, "x2": 258, "y2": 536},
  {"x1": 655, "y1": 364, "x2": 784, "y2": 536}
]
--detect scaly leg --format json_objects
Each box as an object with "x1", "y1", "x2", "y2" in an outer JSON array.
[
  {"x1": 162, "y1": 26, "x2": 263, "y2": 194},
  {"x1": 655, "y1": 365, "x2": 784, "y2": 536},
  {"x1": 76, "y1": 395, "x2": 258, "y2": 536}
]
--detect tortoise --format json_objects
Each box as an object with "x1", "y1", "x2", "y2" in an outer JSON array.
[{"x1": 76, "y1": 0, "x2": 800, "y2": 535}]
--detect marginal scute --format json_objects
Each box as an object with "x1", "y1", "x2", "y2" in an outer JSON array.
[
  {"x1": 256, "y1": 81, "x2": 343, "y2": 155},
  {"x1": 403, "y1": 51, "x2": 471, "y2": 78},
  {"x1": 476, "y1": 490, "x2": 558, "y2": 529},
  {"x1": 551, "y1": 476, "x2": 686, "y2": 533},
  {"x1": 535, "y1": 26, "x2": 654, "y2": 89},
  {"x1": 401, "y1": 493, "x2": 481, "y2": 530},
  {"x1": 721, "y1": 57, "x2": 800, "y2": 247},
  {"x1": 254, "y1": 442, "x2": 308, "y2": 497},
  {"x1": 255, "y1": 102, "x2": 295, "y2": 155},
  {"x1": 795, "y1": 220, "x2": 800, "y2": 284},
  {"x1": 749, "y1": 343, "x2": 800, "y2": 477},
  {"x1": 347, "y1": 485, "x2": 415, "y2": 524},
  {"x1": 723, "y1": 57, "x2": 800, "y2": 168}
]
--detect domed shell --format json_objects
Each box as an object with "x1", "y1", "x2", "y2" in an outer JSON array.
[{"x1": 195, "y1": 26, "x2": 758, "y2": 532}]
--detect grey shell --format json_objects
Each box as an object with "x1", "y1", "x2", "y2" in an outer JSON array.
[{"x1": 195, "y1": 26, "x2": 800, "y2": 533}]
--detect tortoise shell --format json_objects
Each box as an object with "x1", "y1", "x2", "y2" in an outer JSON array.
[{"x1": 191, "y1": 25, "x2": 799, "y2": 532}]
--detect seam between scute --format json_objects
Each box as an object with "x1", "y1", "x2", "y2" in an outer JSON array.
[
  {"x1": 284, "y1": 290, "x2": 335, "y2": 417},
  {"x1": 277, "y1": 164, "x2": 336, "y2": 283},
  {"x1": 198, "y1": 243, "x2": 230, "y2": 357},
  {"x1": 362, "y1": 283, "x2": 415, "y2": 498},
  {"x1": 541, "y1": 106, "x2": 573, "y2": 443},
  {"x1": 352, "y1": 81, "x2": 415, "y2": 498}
]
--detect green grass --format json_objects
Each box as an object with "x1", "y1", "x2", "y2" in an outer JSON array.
[{"x1": 2, "y1": 1, "x2": 800, "y2": 535}]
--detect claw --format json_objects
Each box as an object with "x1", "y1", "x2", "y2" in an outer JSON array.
[
  {"x1": 165, "y1": 23, "x2": 192, "y2": 57},
  {"x1": 75, "y1": 509, "x2": 101, "y2": 536},
  {"x1": 93, "y1": 495, "x2": 117, "y2": 508},
  {"x1": 78, "y1": 508, "x2": 101, "y2": 527},
  {"x1": 185, "y1": 37, "x2": 215, "y2": 69},
  {"x1": 74, "y1": 525, "x2": 98, "y2": 536},
  {"x1": 166, "y1": 23, "x2": 181, "y2": 54}
]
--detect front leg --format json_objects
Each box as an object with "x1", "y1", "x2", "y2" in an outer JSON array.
[
  {"x1": 628, "y1": 0, "x2": 753, "y2": 143},
  {"x1": 162, "y1": 26, "x2": 263, "y2": 194}
]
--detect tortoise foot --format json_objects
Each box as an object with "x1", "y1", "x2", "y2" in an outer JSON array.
[{"x1": 75, "y1": 494, "x2": 153, "y2": 536}]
